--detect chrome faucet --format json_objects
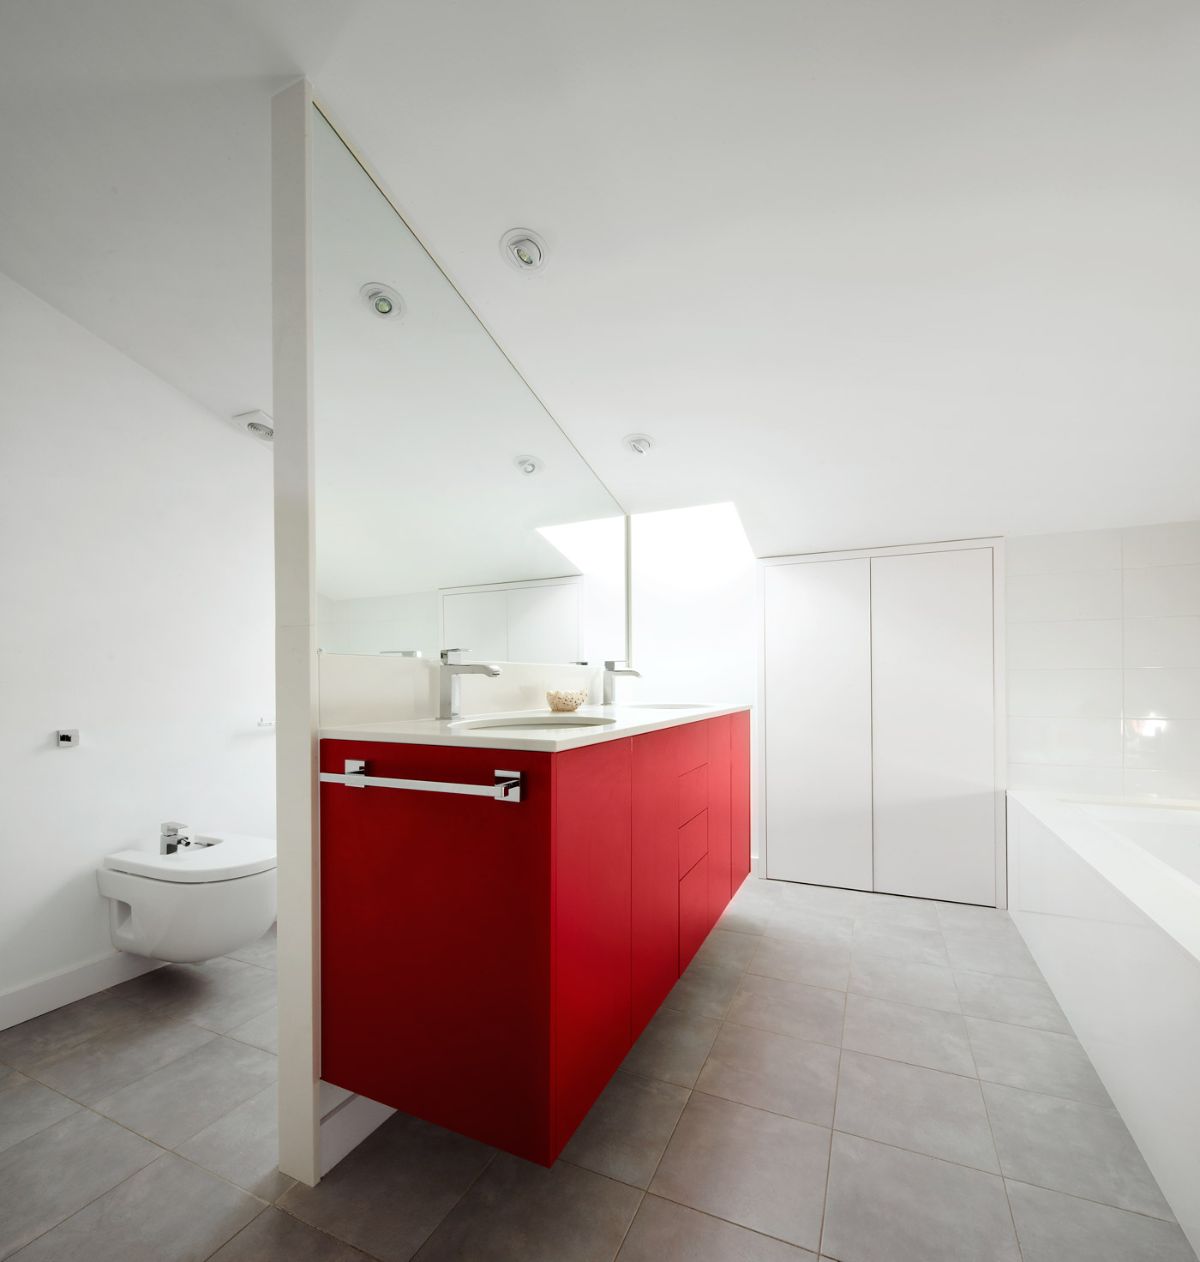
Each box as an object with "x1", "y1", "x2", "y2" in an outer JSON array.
[
  {"x1": 160, "y1": 821, "x2": 191, "y2": 855},
  {"x1": 439, "y1": 648, "x2": 502, "y2": 720},
  {"x1": 603, "y1": 660, "x2": 641, "y2": 705}
]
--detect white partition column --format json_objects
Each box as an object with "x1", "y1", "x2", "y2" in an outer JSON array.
[{"x1": 272, "y1": 78, "x2": 321, "y2": 1186}]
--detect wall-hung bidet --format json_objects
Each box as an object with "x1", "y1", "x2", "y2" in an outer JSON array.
[{"x1": 96, "y1": 824, "x2": 276, "y2": 962}]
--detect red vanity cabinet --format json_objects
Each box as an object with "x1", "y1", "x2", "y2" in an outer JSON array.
[{"x1": 320, "y1": 710, "x2": 751, "y2": 1166}]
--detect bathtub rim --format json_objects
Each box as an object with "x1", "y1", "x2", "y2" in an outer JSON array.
[{"x1": 1008, "y1": 791, "x2": 1200, "y2": 967}]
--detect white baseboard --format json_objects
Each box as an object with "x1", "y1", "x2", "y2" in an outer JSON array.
[
  {"x1": 0, "y1": 951, "x2": 161, "y2": 1031},
  {"x1": 318, "y1": 1087, "x2": 396, "y2": 1176}
]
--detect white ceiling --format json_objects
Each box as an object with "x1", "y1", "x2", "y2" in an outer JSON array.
[{"x1": 3, "y1": 0, "x2": 1198, "y2": 555}]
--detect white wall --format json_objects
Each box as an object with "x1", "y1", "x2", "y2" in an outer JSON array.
[
  {"x1": 1007, "y1": 521, "x2": 1200, "y2": 799},
  {"x1": 0, "y1": 271, "x2": 276, "y2": 1023}
]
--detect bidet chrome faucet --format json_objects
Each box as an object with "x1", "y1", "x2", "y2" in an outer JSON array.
[
  {"x1": 602, "y1": 660, "x2": 641, "y2": 705},
  {"x1": 160, "y1": 821, "x2": 191, "y2": 855},
  {"x1": 439, "y1": 649, "x2": 502, "y2": 720}
]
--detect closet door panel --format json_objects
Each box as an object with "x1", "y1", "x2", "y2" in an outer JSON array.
[
  {"x1": 870, "y1": 548, "x2": 996, "y2": 906},
  {"x1": 764, "y1": 559, "x2": 873, "y2": 889}
]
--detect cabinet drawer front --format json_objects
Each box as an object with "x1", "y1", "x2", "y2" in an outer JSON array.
[
  {"x1": 676, "y1": 720, "x2": 709, "y2": 774},
  {"x1": 678, "y1": 809, "x2": 708, "y2": 877},
  {"x1": 678, "y1": 763, "x2": 708, "y2": 826},
  {"x1": 679, "y1": 854, "x2": 710, "y2": 969}
]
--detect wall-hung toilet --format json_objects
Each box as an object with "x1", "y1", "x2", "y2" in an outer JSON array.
[{"x1": 97, "y1": 831, "x2": 276, "y2": 963}]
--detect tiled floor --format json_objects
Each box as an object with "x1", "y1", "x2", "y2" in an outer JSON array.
[{"x1": 0, "y1": 884, "x2": 1195, "y2": 1262}]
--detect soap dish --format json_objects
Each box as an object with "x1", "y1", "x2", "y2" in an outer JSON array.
[{"x1": 547, "y1": 689, "x2": 588, "y2": 713}]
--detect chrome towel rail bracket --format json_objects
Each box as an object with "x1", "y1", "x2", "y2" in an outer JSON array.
[{"x1": 319, "y1": 759, "x2": 522, "y2": 804}]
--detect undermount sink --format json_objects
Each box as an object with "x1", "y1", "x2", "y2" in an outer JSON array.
[{"x1": 452, "y1": 715, "x2": 618, "y2": 731}]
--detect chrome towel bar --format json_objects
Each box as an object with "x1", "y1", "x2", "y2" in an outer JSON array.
[{"x1": 319, "y1": 759, "x2": 522, "y2": 803}]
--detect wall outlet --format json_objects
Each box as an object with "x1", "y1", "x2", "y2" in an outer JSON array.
[{"x1": 55, "y1": 729, "x2": 79, "y2": 748}]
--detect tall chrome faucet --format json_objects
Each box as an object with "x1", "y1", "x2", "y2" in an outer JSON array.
[
  {"x1": 603, "y1": 660, "x2": 641, "y2": 705},
  {"x1": 439, "y1": 648, "x2": 502, "y2": 720}
]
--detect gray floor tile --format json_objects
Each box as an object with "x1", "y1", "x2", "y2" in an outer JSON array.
[
  {"x1": 560, "y1": 1070, "x2": 689, "y2": 1189},
  {"x1": 853, "y1": 894, "x2": 943, "y2": 929},
  {"x1": 225, "y1": 1005, "x2": 279, "y2": 1054},
  {"x1": 0, "y1": 1110, "x2": 158, "y2": 1258},
  {"x1": 208, "y1": 1208, "x2": 372, "y2": 1260},
  {"x1": 749, "y1": 936, "x2": 851, "y2": 992},
  {"x1": 943, "y1": 929, "x2": 1040, "y2": 981},
  {"x1": 113, "y1": 958, "x2": 278, "y2": 1034},
  {"x1": 664, "y1": 961, "x2": 744, "y2": 1020},
  {"x1": 982, "y1": 1081, "x2": 1174, "y2": 1219},
  {"x1": 177, "y1": 1084, "x2": 293, "y2": 1200},
  {"x1": 9, "y1": 1151, "x2": 262, "y2": 1262},
  {"x1": 227, "y1": 926, "x2": 277, "y2": 971},
  {"x1": 0, "y1": 1076, "x2": 79, "y2": 1155},
  {"x1": 92, "y1": 1035, "x2": 277, "y2": 1148},
  {"x1": 1007, "y1": 1180, "x2": 1198, "y2": 1262},
  {"x1": 763, "y1": 904, "x2": 854, "y2": 948},
  {"x1": 414, "y1": 1152, "x2": 640, "y2": 1262},
  {"x1": 621, "y1": 1008, "x2": 720, "y2": 1088},
  {"x1": 694, "y1": 929, "x2": 760, "y2": 972},
  {"x1": 726, "y1": 972, "x2": 845, "y2": 1047},
  {"x1": 717, "y1": 893, "x2": 773, "y2": 937},
  {"x1": 31, "y1": 1011, "x2": 216, "y2": 1104},
  {"x1": 771, "y1": 883, "x2": 879, "y2": 919},
  {"x1": 842, "y1": 993, "x2": 975, "y2": 1076},
  {"x1": 280, "y1": 1111, "x2": 494, "y2": 1262},
  {"x1": 0, "y1": 1066, "x2": 20, "y2": 1090},
  {"x1": 834, "y1": 1050, "x2": 998, "y2": 1172},
  {"x1": 0, "y1": 994, "x2": 145, "y2": 1071},
  {"x1": 848, "y1": 954, "x2": 960, "y2": 1014},
  {"x1": 617, "y1": 1195, "x2": 817, "y2": 1261},
  {"x1": 953, "y1": 969, "x2": 1070, "y2": 1033},
  {"x1": 821, "y1": 1131, "x2": 1019, "y2": 1262},
  {"x1": 851, "y1": 922, "x2": 949, "y2": 968},
  {"x1": 966, "y1": 1017, "x2": 1109, "y2": 1104},
  {"x1": 936, "y1": 902, "x2": 1014, "y2": 934},
  {"x1": 649, "y1": 1092, "x2": 829, "y2": 1252},
  {"x1": 696, "y1": 1023, "x2": 839, "y2": 1126}
]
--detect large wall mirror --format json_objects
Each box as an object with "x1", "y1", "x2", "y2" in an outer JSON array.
[{"x1": 311, "y1": 105, "x2": 627, "y2": 666}]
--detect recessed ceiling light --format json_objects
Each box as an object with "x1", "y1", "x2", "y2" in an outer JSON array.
[
  {"x1": 514, "y1": 454, "x2": 543, "y2": 475},
  {"x1": 624, "y1": 433, "x2": 654, "y2": 455},
  {"x1": 500, "y1": 228, "x2": 547, "y2": 273},
  {"x1": 360, "y1": 282, "x2": 404, "y2": 319},
  {"x1": 231, "y1": 410, "x2": 274, "y2": 442}
]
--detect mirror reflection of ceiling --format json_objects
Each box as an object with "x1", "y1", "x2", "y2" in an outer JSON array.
[{"x1": 311, "y1": 107, "x2": 623, "y2": 601}]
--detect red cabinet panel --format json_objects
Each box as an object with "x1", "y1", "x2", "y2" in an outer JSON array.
[
  {"x1": 631, "y1": 727, "x2": 679, "y2": 1038},
  {"x1": 678, "y1": 764, "x2": 708, "y2": 825},
  {"x1": 679, "y1": 854, "x2": 710, "y2": 969},
  {"x1": 552, "y1": 740, "x2": 633, "y2": 1152},
  {"x1": 707, "y1": 715, "x2": 733, "y2": 923},
  {"x1": 320, "y1": 710, "x2": 750, "y2": 1168},
  {"x1": 731, "y1": 710, "x2": 751, "y2": 890},
  {"x1": 678, "y1": 810, "x2": 708, "y2": 877},
  {"x1": 320, "y1": 741, "x2": 554, "y2": 1161}
]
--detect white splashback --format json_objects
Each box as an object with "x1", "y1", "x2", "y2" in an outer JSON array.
[{"x1": 1006, "y1": 520, "x2": 1200, "y2": 799}]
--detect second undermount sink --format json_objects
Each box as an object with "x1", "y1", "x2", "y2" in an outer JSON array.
[{"x1": 452, "y1": 714, "x2": 618, "y2": 731}]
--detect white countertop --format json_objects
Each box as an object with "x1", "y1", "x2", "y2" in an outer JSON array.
[{"x1": 321, "y1": 703, "x2": 750, "y2": 752}]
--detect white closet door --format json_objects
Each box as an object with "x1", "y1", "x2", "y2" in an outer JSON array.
[
  {"x1": 765, "y1": 559, "x2": 873, "y2": 889},
  {"x1": 871, "y1": 548, "x2": 996, "y2": 905},
  {"x1": 441, "y1": 590, "x2": 508, "y2": 662},
  {"x1": 506, "y1": 584, "x2": 580, "y2": 663}
]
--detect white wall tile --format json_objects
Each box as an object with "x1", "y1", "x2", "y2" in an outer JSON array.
[
  {"x1": 1124, "y1": 718, "x2": 1200, "y2": 771},
  {"x1": 1008, "y1": 717, "x2": 1123, "y2": 767},
  {"x1": 1123, "y1": 768, "x2": 1200, "y2": 800},
  {"x1": 1123, "y1": 564, "x2": 1200, "y2": 618},
  {"x1": 1006, "y1": 530, "x2": 1122, "y2": 575},
  {"x1": 1007, "y1": 620, "x2": 1122, "y2": 670},
  {"x1": 1007, "y1": 570, "x2": 1122, "y2": 622},
  {"x1": 1124, "y1": 668, "x2": 1200, "y2": 720},
  {"x1": 1123, "y1": 616, "x2": 1200, "y2": 668},
  {"x1": 1122, "y1": 522, "x2": 1200, "y2": 568},
  {"x1": 1007, "y1": 669, "x2": 1122, "y2": 718}
]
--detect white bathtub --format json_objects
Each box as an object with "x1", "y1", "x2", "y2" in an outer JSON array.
[{"x1": 1008, "y1": 792, "x2": 1200, "y2": 1252}]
